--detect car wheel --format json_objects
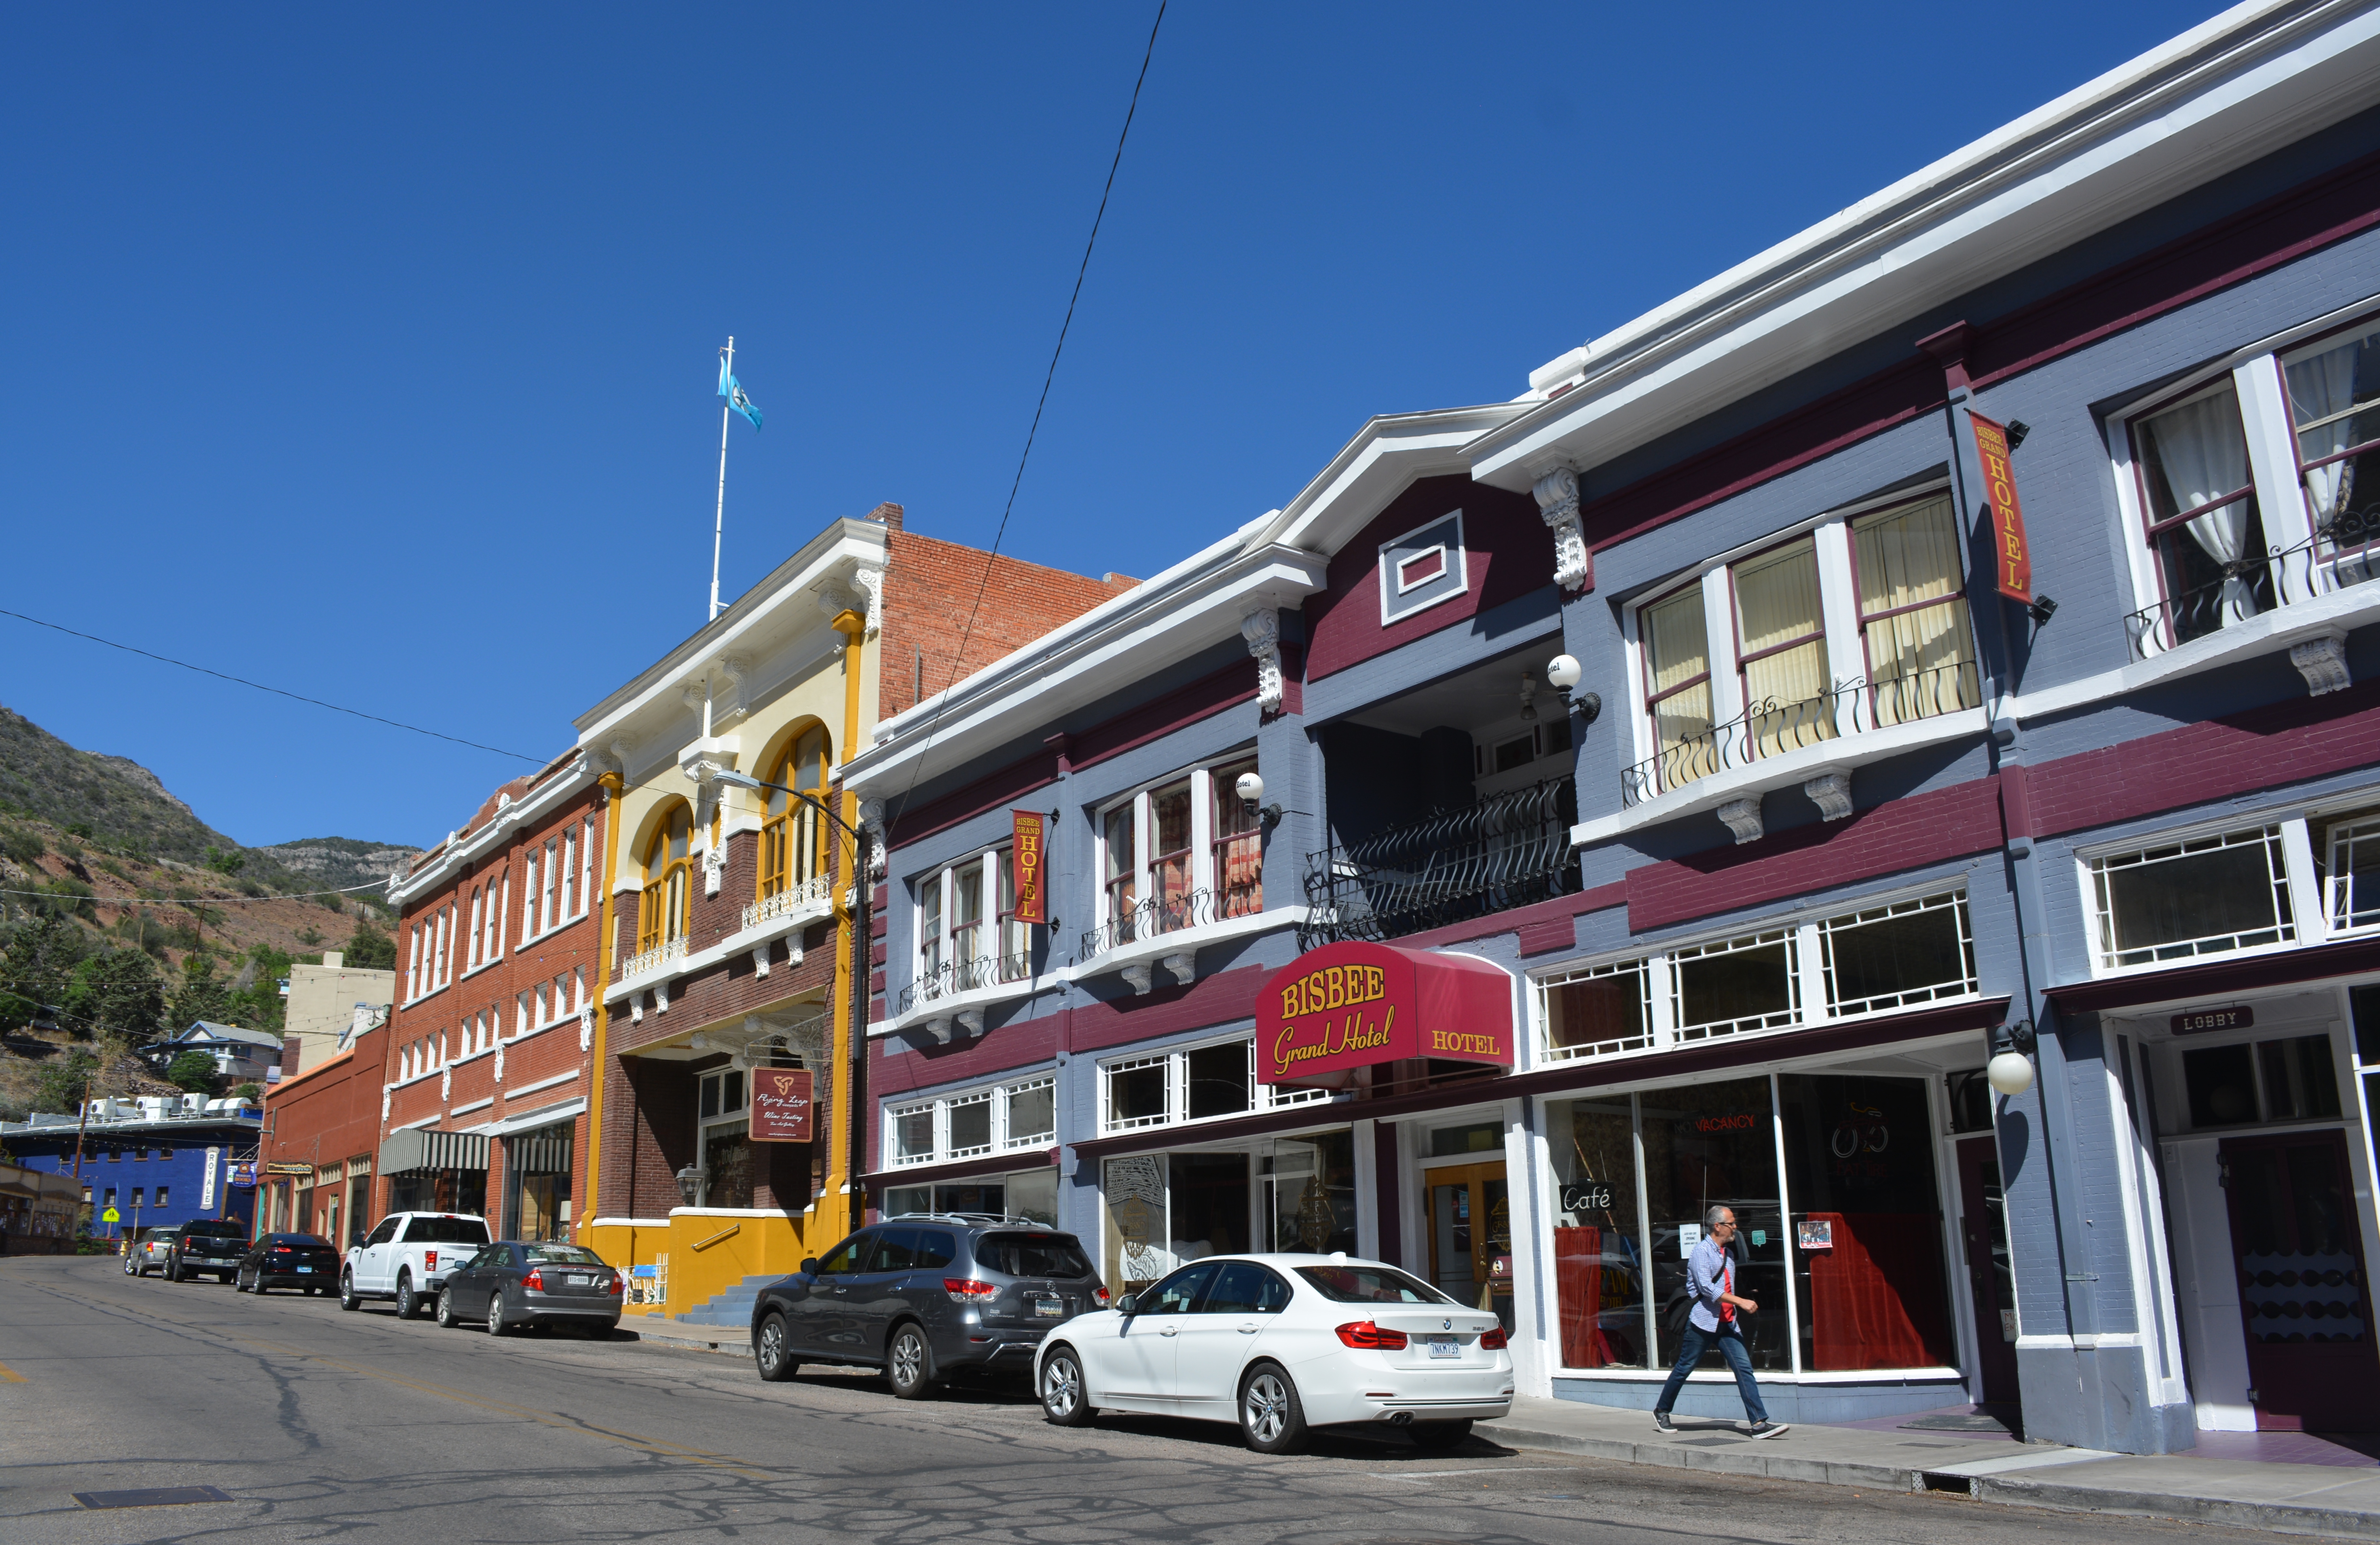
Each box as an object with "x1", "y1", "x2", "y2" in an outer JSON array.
[
  {"x1": 436, "y1": 1289, "x2": 459, "y2": 1329},
  {"x1": 486, "y1": 1293, "x2": 510, "y2": 1337},
  {"x1": 1408, "y1": 1419, "x2": 1473, "y2": 1451},
  {"x1": 235, "y1": 1271, "x2": 250, "y2": 1293},
  {"x1": 886, "y1": 1323, "x2": 934, "y2": 1400},
  {"x1": 338, "y1": 1270, "x2": 361, "y2": 1311},
  {"x1": 753, "y1": 1312, "x2": 798, "y2": 1381},
  {"x1": 1239, "y1": 1363, "x2": 1308, "y2": 1454},
  {"x1": 122, "y1": 1253, "x2": 137, "y2": 1276},
  {"x1": 164, "y1": 1258, "x2": 180, "y2": 1283},
  {"x1": 1039, "y1": 1346, "x2": 1094, "y2": 1427},
  {"x1": 394, "y1": 1270, "x2": 419, "y2": 1320}
]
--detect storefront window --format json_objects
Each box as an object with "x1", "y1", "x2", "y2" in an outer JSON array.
[
  {"x1": 882, "y1": 1167, "x2": 1057, "y2": 1225},
  {"x1": 1099, "y1": 1149, "x2": 1256, "y2": 1294},
  {"x1": 1264, "y1": 1132, "x2": 1355, "y2": 1254},
  {"x1": 1549, "y1": 1096, "x2": 1647, "y2": 1368},
  {"x1": 1776, "y1": 1074, "x2": 1955, "y2": 1371},
  {"x1": 1640, "y1": 1076, "x2": 1789, "y2": 1373}
]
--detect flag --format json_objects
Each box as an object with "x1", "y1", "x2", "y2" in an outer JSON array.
[{"x1": 718, "y1": 358, "x2": 762, "y2": 431}]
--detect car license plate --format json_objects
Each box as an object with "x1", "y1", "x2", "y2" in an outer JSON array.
[
  {"x1": 1034, "y1": 1298, "x2": 1063, "y2": 1318},
  {"x1": 296, "y1": 1266, "x2": 313, "y2": 1273},
  {"x1": 567, "y1": 1274, "x2": 590, "y2": 1288},
  {"x1": 1427, "y1": 1336, "x2": 1460, "y2": 1359}
]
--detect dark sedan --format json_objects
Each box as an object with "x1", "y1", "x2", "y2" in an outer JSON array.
[
  {"x1": 235, "y1": 1233, "x2": 340, "y2": 1294},
  {"x1": 433, "y1": 1241, "x2": 622, "y2": 1336}
]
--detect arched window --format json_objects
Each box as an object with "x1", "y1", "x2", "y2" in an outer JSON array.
[
  {"x1": 759, "y1": 724, "x2": 831, "y2": 901},
  {"x1": 638, "y1": 803, "x2": 693, "y2": 954}
]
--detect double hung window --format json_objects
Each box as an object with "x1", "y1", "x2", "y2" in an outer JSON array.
[
  {"x1": 1093, "y1": 756, "x2": 1263, "y2": 948},
  {"x1": 884, "y1": 1074, "x2": 1058, "y2": 1167},
  {"x1": 1627, "y1": 495, "x2": 1978, "y2": 801},
  {"x1": 695, "y1": 1068, "x2": 751, "y2": 1209},
  {"x1": 637, "y1": 804, "x2": 693, "y2": 958},
  {"x1": 759, "y1": 726, "x2": 831, "y2": 904},
  {"x1": 914, "y1": 846, "x2": 1029, "y2": 1000}
]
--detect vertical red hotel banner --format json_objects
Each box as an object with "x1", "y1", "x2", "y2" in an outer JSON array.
[
  {"x1": 1010, "y1": 810, "x2": 1047, "y2": 925},
  {"x1": 1968, "y1": 412, "x2": 2033, "y2": 602},
  {"x1": 750, "y1": 1068, "x2": 814, "y2": 1142}
]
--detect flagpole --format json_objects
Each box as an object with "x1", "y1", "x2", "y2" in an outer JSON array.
[{"x1": 710, "y1": 334, "x2": 735, "y2": 621}]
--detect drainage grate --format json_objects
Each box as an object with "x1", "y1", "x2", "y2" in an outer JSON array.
[
  {"x1": 1919, "y1": 1472, "x2": 1976, "y2": 1496},
  {"x1": 73, "y1": 1486, "x2": 235, "y2": 1510}
]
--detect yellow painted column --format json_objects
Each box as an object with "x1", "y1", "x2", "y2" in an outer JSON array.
[
  {"x1": 581, "y1": 771, "x2": 626, "y2": 1243},
  {"x1": 822, "y1": 610, "x2": 868, "y2": 1227}
]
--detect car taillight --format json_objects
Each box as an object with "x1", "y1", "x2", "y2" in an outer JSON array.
[
  {"x1": 608, "y1": 1275, "x2": 624, "y2": 1295},
  {"x1": 1480, "y1": 1326, "x2": 1508, "y2": 1351},
  {"x1": 943, "y1": 1277, "x2": 997, "y2": 1304},
  {"x1": 1335, "y1": 1320, "x2": 1409, "y2": 1350},
  {"x1": 425, "y1": 1250, "x2": 438, "y2": 1271},
  {"x1": 271, "y1": 1246, "x2": 291, "y2": 1254},
  {"x1": 1093, "y1": 1285, "x2": 1111, "y2": 1306},
  {"x1": 522, "y1": 1267, "x2": 545, "y2": 1292}
]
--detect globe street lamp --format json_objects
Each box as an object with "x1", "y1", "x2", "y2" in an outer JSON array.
[{"x1": 1545, "y1": 653, "x2": 1600, "y2": 726}]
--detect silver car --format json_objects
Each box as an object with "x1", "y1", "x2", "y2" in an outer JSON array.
[{"x1": 433, "y1": 1241, "x2": 623, "y2": 1336}]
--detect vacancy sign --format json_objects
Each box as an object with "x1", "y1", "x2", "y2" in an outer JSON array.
[
  {"x1": 1011, "y1": 811, "x2": 1048, "y2": 925},
  {"x1": 1970, "y1": 412, "x2": 2033, "y2": 602}
]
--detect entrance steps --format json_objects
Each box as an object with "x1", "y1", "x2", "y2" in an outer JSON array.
[{"x1": 670, "y1": 1274, "x2": 780, "y2": 1330}]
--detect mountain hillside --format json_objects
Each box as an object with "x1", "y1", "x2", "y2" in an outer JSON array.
[{"x1": 257, "y1": 838, "x2": 421, "y2": 895}]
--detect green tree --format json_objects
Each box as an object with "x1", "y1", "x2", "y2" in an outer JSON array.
[
  {"x1": 342, "y1": 920, "x2": 396, "y2": 970},
  {"x1": 165, "y1": 1050, "x2": 218, "y2": 1093},
  {"x1": 167, "y1": 954, "x2": 236, "y2": 1032},
  {"x1": 0, "y1": 914, "x2": 93, "y2": 1032},
  {"x1": 230, "y1": 1082, "x2": 262, "y2": 1102},
  {"x1": 202, "y1": 846, "x2": 246, "y2": 876},
  {"x1": 61, "y1": 948, "x2": 165, "y2": 1042},
  {"x1": 34, "y1": 1048, "x2": 98, "y2": 1114}
]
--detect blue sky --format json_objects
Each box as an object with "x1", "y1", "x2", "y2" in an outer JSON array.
[{"x1": 0, "y1": 1, "x2": 2217, "y2": 850}]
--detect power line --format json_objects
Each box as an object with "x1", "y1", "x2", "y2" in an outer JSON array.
[
  {"x1": 0, "y1": 607, "x2": 544, "y2": 763},
  {"x1": 895, "y1": 0, "x2": 1167, "y2": 811},
  {"x1": 0, "y1": 878, "x2": 390, "y2": 903}
]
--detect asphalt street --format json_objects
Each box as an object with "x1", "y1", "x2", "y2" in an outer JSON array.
[{"x1": 0, "y1": 1254, "x2": 2293, "y2": 1544}]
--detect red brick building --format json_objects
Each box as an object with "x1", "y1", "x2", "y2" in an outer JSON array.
[{"x1": 258, "y1": 1008, "x2": 387, "y2": 1247}]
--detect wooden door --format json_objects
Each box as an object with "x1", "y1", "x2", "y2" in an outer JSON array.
[
  {"x1": 2219, "y1": 1129, "x2": 2380, "y2": 1431},
  {"x1": 1425, "y1": 1161, "x2": 1512, "y2": 1331},
  {"x1": 1953, "y1": 1136, "x2": 2021, "y2": 1408}
]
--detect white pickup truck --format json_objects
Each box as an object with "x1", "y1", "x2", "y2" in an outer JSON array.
[{"x1": 340, "y1": 1212, "x2": 491, "y2": 1319}]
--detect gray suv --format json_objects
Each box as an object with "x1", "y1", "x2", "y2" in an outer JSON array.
[{"x1": 750, "y1": 1214, "x2": 1107, "y2": 1398}]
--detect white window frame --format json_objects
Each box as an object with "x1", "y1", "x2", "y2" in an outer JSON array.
[
  {"x1": 694, "y1": 1067, "x2": 749, "y2": 1206},
  {"x1": 2078, "y1": 815, "x2": 2314, "y2": 978},
  {"x1": 1376, "y1": 509, "x2": 1469, "y2": 624},
  {"x1": 1091, "y1": 753, "x2": 1262, "y2": 939},
  {"x1": 1619, "y1": 483, "x2": 1968, "y2": 798},
  {"x1": 913, "y1": 844, "x2": 1026, "y2": 998},
  {"x1": 883, "y1": 1072, "x2": 1060, "y2": 1169},
  {"x1": 2103, "y1": 297, "x2": 2380, "y2": 653},
  {"x1": 1535, "y1": 887, "x2": 1980, "y2": 1068},
  {"x1": 1095, "y1": 1033, "x2": 1328, "y2": 1136}
]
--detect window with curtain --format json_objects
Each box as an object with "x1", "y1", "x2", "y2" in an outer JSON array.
[
  {"x1": 1209, "y1": 759, "x2": 1263, "y2": 919},
  {"x1": 1732, "y1": 538, "x2": 1833, "y2": 759},
  {"x1": 1093, "y1": 755, "x2": 1261, "y2": 943},
  {"x1": 637, "y1": 803, "x2": 693, "y2": 954},
  {"x1": 1640, "y1": 584, "x2": 1715, "y2": 792},
  {"x1": 2134, "y1": 381, "x2": 2268, "y2": 644},
  {"x1": 759, "y1": 724, "x2": 830, "y2": 901},
  {"x1": 2285, "y1": 323, "x2": 2380, "y2": 562},
  {"x1": 1853, "y1": 496, "x2": 1979, "y2": 725},
  {"x1": 913, "y1": 846, "x2": 1029, "y2": 995}
]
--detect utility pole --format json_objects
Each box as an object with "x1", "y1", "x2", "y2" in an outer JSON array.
[{"x1": 710, "y1": 336, "x2": 735, "y2": 621}]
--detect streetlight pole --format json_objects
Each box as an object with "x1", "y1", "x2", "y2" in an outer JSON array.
[{"x1": 707, "y1": 770, "x2": 873, "y2": 1238}]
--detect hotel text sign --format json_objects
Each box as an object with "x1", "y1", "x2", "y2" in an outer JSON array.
[
  {"x1": 1011, "y1": 811, "x2": 1048, "y2": 926},
  {"x1": 751, "y1": 1068, "x2": 814, "y2": 1142},
  {"x1": 1970, "y1": 412, "x2": 2033, "y2": 602},
  {"x1": 1256, "y1": 941, "x2": 1512, "y2": 1085}
]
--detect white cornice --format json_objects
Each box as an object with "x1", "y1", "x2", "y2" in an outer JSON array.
[
  {"x1": 390, "y1": 758, "x2": 597, "y2": 910},
  {"x1": 1243, "y1": 405, "x2": 1528, "y2": 558},
  {"x1": 1470, "y1": 0, "x2": 2380, "y2": 491}
]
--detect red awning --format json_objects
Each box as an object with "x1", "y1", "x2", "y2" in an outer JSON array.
[{"x1": 1256, "y1": 941, "x2": 1513, "y2": 1087}]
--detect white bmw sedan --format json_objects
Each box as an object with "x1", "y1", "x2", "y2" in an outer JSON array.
[{"x1": 1033, "y1": 1253, "x2": 1513, "y2": 1453}]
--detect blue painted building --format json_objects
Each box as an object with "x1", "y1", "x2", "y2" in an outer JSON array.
[
  {"x1": 1, "y1": 1095, "x2": 262, "y2": 1241},
  {"x1": 843, "y1": 2, "x2": 2380, "y2": 1452}
]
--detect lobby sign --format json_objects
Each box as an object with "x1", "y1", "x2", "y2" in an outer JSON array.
[
  {"x1": 750, "y1": 1068, "x2": 814, "y2": 1142},
  {"x1": 1257, "y1": 940, "x2": 1513, "y2": 1087},
  {"x1": 1011, "y1": 810, "x2": 1048, "y2": 925},
  {"x1": 1970, "y1": 412, "x2": 2033, "y2": 602}
]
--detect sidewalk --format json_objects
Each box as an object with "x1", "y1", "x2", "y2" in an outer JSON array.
[{"x1": 1482, "y1": 1396, "x2": 2380, "y2": 1539}]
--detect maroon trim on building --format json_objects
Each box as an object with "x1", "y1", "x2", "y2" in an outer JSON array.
[
  {"x1": 889, "y1": 751, "x2": 1059, "y2": 849},
  {"x1": 862, "y1": 1145, "x2": 1057, "y2": 1191},
  {"x1": 1969, "y1": 143, "x2": 2380, "y2": 392},
  {"x1": 1395, "y1": 880, "x2": 1628, "y2": 956},
  {"x1": 1625, "y1": 777, "x2": 2005, "y2": 934},
  {"x1": 2047, "y1": 940, "x2": 2380, "y2": 1015},
  {"x1": 873, "y1": 1019, "x2": 1063, "y2": 1099},
  {"x1": 1304, "y1": 475, "x2": 1553, "y2": 682},
  {"x1": 2028, "y1": 675, "x2": 2380, "y2": 841},
  {"x1": 1064, "y1": 964, "x2": 1269, "y2": 1056},
  {"x1": 1068, "y1": 661, "x2": 1257, "y2": 773},
  {"x1": 1277, "y1": 640, "x2": 1306, "y2": 718}
]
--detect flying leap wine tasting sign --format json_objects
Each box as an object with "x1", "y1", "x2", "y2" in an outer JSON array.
[
  {"x1": 1256, "y1": 941, "x2": 1513, "y2": 1086},
  {"x1": 750, "y1": 1068, "x2": 814, "y2": 1142}
]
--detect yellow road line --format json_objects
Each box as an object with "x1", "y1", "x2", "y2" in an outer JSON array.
[{"x1": 0, "y1": 1362, "x2": 25, "y2": 1383}]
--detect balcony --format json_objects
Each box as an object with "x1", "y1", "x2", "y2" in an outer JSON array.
[
  {"x1": 1076, "y1": 881, "x2": 1264, "y2": 960},
  {"x1": 1302, "y1": 776, "x2": 1578, "y2": 947},
  {"x1": 899, "y1": 950, "x2": 1036, "y2": 1015},
  {"x1": 617, "y1": 936, "x2": 687, "y2": 981},
  {"x1": 742, "y1": 872, "x2": 834, "y2": 932},
  {"x1": 2125, "y1": 516, "x2": 2379, "y2": 662}
]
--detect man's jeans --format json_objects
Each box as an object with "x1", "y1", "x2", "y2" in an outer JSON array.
[{"x1": 1652, "y1": 1321, "x2": 1768, "y2": 1423}]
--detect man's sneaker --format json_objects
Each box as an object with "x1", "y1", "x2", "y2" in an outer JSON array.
[
  {"x1": 1747, "y1": 1420, "x2": 1790, "y2": 1440},
  {"x1": 1652, "y1": 1412, "x2": 1676, "y2": 1433}
]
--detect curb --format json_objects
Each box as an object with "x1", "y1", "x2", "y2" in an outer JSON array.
[
  {"x1": 1481, "y1": 1420, "x2": 1920, "y2": 1492},
  {"x1": 1974, "y1": 1471, "x2": 2380, "y2": 1542}
]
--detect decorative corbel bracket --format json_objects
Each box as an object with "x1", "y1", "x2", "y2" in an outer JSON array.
[
  {"x1": 1241, "y1": 610, "x2": 1284, "y2": 715},
  {"x1": 714, "y1": 656, "x2": 751, "y2": 722},
  {"x1": 1803, "y1": 771, "x2": 1854, "y2": 822},
  {"x1": 2291, "y1": 629, "x2": 2353, "y2": 696},
  {"x1": 1717, "y1": 795, "x2": 1766, "y2": 845},
  {"x1": 860, "y1": 800, "x2": 888, "y2": 882},
  {"x1": 852, "y1": 567, "x2": 884, "y2": 636},
  {"x1": 1532, "y1": 466, "x2": 1592, "y2": 593},
  {"x1": 1160, "y1": 952, "x2": 1196, "y2": 988},
  {"x1": 1120, "y1": 962, "x2": 1155, "y2": 996},
  {"x1": 578, "y1": 1004, "x2": 594, "y2": 1051},
  {"x1": 752, "y1": 943, "x2": 771, "y2": 979}
]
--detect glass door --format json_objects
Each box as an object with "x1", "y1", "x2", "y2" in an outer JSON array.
[{"x1": 1425, "y1": 1161, "x2": 1513, "y2": 1332}]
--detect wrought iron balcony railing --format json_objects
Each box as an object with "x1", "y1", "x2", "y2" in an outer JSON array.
[
  {"x1": 2124, "y1": 515, "x2": 2380, "y2": 659},
  {"x1": 1301, "y1": 777, "x2": 1578, "y2": 947},
  {"x1": 1619, "y1": 657, "x2": 1981, "y2": 808},
  {"x1": 1077, "y1": 882, "x2": 1265, "y2": 961},
  {"x1": 897, "y1": 950, "x2": 1036, "y2": 1015},
  {"x1": 742, "y1": 872, "x2": 834, "y2": 932}
]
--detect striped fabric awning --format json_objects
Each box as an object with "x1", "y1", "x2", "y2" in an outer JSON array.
[
  {"x1": 508, "y1": 1132, "x2": 573, "y2": 1176},
  {"x1": 378, "y1": 1127, "x2": 491, "y2": 1176}
]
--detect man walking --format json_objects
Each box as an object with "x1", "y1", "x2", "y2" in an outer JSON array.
[{"x1": 1653, "y1": 1205, "x2": 1788, "y2": 1439}]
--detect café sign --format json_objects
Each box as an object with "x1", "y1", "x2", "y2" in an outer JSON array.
[{"x1": 1256, "y1": 941, "x2": 1513, "y2": 1087}]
